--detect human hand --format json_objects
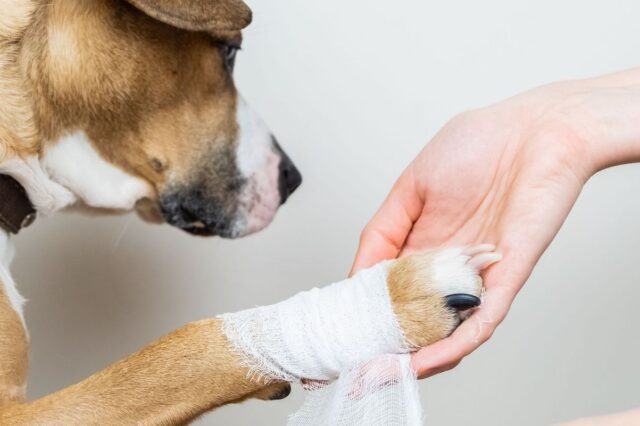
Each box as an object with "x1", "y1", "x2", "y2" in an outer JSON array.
[
  {"x1": 557, "y1": 408, "x2": 640, "y2": 426},
  {"x1": 351, "y1": 70, "x2": 640, "y2": 379}
]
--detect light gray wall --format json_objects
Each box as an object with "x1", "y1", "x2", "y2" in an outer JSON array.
[{"x1": 12, "y1": 0, "x2": 640, "y2": 424}]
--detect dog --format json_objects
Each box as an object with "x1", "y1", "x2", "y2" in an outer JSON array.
[{"x1": 0, "y1": 0, "x2": 491, "y2": 424}]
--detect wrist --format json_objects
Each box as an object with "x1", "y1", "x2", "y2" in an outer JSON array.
[
  {"x1": 507, "y1": 80, "x2": 600, "y2": 182},
  {"x1": 539, "y1": 71, "x2": 640, "y2": 175}
]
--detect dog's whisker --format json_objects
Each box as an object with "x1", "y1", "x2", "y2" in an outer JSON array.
[{"x1": 111, "y1": 218, "x2": 131, "y2": 253}]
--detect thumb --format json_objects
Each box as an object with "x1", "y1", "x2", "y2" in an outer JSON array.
[{"x1": 350, "y1": 168, "x2": 424, "y2": 275}]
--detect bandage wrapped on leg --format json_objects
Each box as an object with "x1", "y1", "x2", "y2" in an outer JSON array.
[{"x1": 221, "y1": 246, "x2": 500, "y2": 425}]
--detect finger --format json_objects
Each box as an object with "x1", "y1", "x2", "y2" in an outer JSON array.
[
  {"x1": 350, "y1": 226, "x2": 403, "y2": 276},
  {"x1": 411, "y1": 281, "x2": 516, "y2": 379},
  {"x1": 410, "y1": 355, "x2": 460, "y2": 378},
  {"x1": 409, "y1": 224, "x2": 542, "y2": 378},
  {"x1": 350, "y1": 167, "x2": 424, "y2": 275},
  {"x1": 411, "y1": 243, "x2": 536, "y2": 378}
]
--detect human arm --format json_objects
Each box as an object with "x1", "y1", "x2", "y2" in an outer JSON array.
[{"x1": 351, "y1": 68, "x2": 640, "y2": 378}]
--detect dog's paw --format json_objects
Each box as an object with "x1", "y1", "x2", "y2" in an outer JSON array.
[
  {"x1": 387, "y1": 245, "x2": 500, "y2": 349},
  {"x1": 429, "y1": 245, "x2": 501, "y2": 308}
]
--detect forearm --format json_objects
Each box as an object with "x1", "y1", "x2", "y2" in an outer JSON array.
[{"x1": 0, "y1": 319, "x2": 268, "y2": 425}]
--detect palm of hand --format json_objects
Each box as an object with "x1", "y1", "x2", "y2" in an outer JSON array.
[{"x1": 353, "y1": 103, "x2": 591, "y2": 378}]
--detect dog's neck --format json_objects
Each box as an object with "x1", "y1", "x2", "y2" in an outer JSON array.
[
  {"x1": 0, "y1": 154, "x2": 77, "y2": 216},
  {"x1": 0, "y1": 143, "x2": 77, "y2": 324},
  {"x1": 0, "y1": 1, "x2": 77, "y2": 217},
  {"x1": 1, "y1": 2, "x2": 152, "y2": 221},
  {"x1": 0, "y1": 131, "x2": 155, "y2": 324},
  {"x1": 0, "y1": 131, "x2": 151, "y2": 324},
  {"x1": 0, "y1": 153, "x2": 63, "y2": 324}
]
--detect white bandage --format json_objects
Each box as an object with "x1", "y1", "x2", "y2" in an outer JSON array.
[
  {"x1": 221, "y1": 261, "x2": 423, "y2": 425},
  {"x1": 222, "y1": 245, "x2": 499, "y2": 425},
  {"x1": 290, "y1": 354, "x2": 422, "y2": 426}
]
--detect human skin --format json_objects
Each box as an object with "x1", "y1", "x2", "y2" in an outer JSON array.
[
  {"x1": 557, "y1": 408, "x2": 640, "y2": 425},
  {"x1": 350, "y1": 68, "x2": 640, "y2": 422}
]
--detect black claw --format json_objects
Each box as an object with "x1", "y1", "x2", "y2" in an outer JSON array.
[
  {"x1": 446, "y1": 294, "x2": 481, "y2": 311},
  {"x1": 269, "y1": 383, "x2": 292, "y2": 400}
]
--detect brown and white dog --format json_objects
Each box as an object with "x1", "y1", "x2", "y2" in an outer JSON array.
[{"x1": 0, "y1": 0, "x2": 491, "y2": 424}]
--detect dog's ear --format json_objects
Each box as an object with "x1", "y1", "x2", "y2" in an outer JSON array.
[{"x1": 124, "y1": 0, "x2": 252, "y2": 31}]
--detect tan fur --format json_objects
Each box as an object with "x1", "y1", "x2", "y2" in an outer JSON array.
[
  {"x1": 0, "y1": 284, "x2": 28, "y2": 405},
  {"x1": 37, "y1": 0, "x2": 237, "y2": 185},
  {"x1": 388, "y1": 253, "x2": 460, "y2": 349},
  {"x1": 126, "y1": 0, "x2": 253, "y2": 32},
  {"x1": 0, "y1": 0, "x2": 293, "y2": 422},
  {"x1": 5, "y1": 0, "x2": 242, "y2": 194},
  {"x1": 0, "y1": 252, "x2": 468, "y2": 424},
  {"x1": 0, "y1": 0, "x2": 39, "y2": 161},
  {"x1": 0, "y1": 318, "x2": 289, "y2": 425},
  {"x1": 0, "y1": 1, "x2": 472, "y2": 423}
]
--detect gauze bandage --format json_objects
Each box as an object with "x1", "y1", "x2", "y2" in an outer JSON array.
[{"x1": 221, "y1": 261, "x2": 423, "y2": 425}]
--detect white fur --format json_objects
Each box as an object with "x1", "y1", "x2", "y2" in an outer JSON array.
[
  {"x1": 235, "y1": 96, "x2": 276, "y2": 178},
  {"x1": 0, "y1": 155, "x2": 76, "y2": 215},
  {"x1": 431, "y1": 245, "x2": 501, "y2": 297},
  {"x1": 0, "y1": 132, "x2": 151, "y2": 325},
  {"x1": 42, "y1": 131, "x2": 152, "y2": 210},
  {"x1": 234, "y1": 96, "x2": 281, "y2": 235},
  {"x1": 0, "y1": 229, "x2": 25, "y2": 326}
]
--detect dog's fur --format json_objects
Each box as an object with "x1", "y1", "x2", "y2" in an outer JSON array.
[
  {"x1": 1, "y1": 0, "x2": 291, "y2": 236},
  {"x1": 0, "y1": 248, "x2": 479, "y2": 424},
  {"x1": 0, "y1": 1, "x2": 486, "y2": 424}
]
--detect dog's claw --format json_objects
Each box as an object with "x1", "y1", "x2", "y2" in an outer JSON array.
[
  {"x1": 446, "y1": 293, "x2": 481, "y2": 311},
  {"x1": 468, "y1": 252, "x2": 502, "y2": 270},
  {"x1": 463, "y1": 244, "x2": 496, "y2": 257},
  {"x1": 269, "y1": 383, "x2": 292, "y2": 400}
]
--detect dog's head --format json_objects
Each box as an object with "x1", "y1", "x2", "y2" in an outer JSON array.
[{"x1": 26, "y1": 0, "x2": 301, "y2": 238}]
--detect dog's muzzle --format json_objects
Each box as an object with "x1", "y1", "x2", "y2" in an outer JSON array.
[{"x1": 159, "y1": 144, "x2": 302, "y2": 238}]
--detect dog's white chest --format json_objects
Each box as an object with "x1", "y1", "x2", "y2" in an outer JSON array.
[{"x1": 0, "y1": 229, "x2": 25, "y2": 325}]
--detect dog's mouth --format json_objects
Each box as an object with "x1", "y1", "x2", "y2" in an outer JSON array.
[
  {"x1": 182, "y1": 222, "x2": 213, "y2": 236},
  {"x1": 154, "y1": 180, "x2": 290, "y2": 238},
  {"x1": 135, "y1": 198, "x2": 238, "y2": 237},
  {"x1": 135, "y1": 191, "x2": 284, "y2": 238},
  {"x1": 162, "y1": 212, "x2": 243, "y2": 238},
  {"x1": 180, "y1": 221, "x2": 237, "y2": 238}
]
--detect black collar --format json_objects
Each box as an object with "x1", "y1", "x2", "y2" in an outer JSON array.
[{"x1": 0, "y1": 175, "x2": 36, "y2": 234}]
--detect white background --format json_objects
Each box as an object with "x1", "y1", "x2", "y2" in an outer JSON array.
[{"x1": 13, "y1": 0, "x2": 640, "y2": 424}]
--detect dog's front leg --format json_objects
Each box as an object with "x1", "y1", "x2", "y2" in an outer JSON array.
[
  {"x1": 0, "y1": 318, "x2": 289, "y2": 425},
  {"x1": 0, "y1": 280, "x2": 28, "y2": 404}
]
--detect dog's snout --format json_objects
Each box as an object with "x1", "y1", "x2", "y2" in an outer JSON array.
[
  {"x1": 178, "y1": 203, "x2": 199, "y2": 224},
  {"x1": 159, "y1": 189, "x2": 234, "y2": 237},
  {"x1": 273, "y1": 139, "x2": 302, "y2": 204}
]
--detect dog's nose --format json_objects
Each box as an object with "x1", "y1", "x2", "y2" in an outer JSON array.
[{"x1": 273, "y1": 139, "x2": 302, "y2": 204}]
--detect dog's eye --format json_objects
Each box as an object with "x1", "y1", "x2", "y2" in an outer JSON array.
[
  {"x1": 222, "y1": 44, "x2": 239, "y2": 72},
  {"x1": 150, "y1": 158, "x2": 165, "y2": 173}
]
